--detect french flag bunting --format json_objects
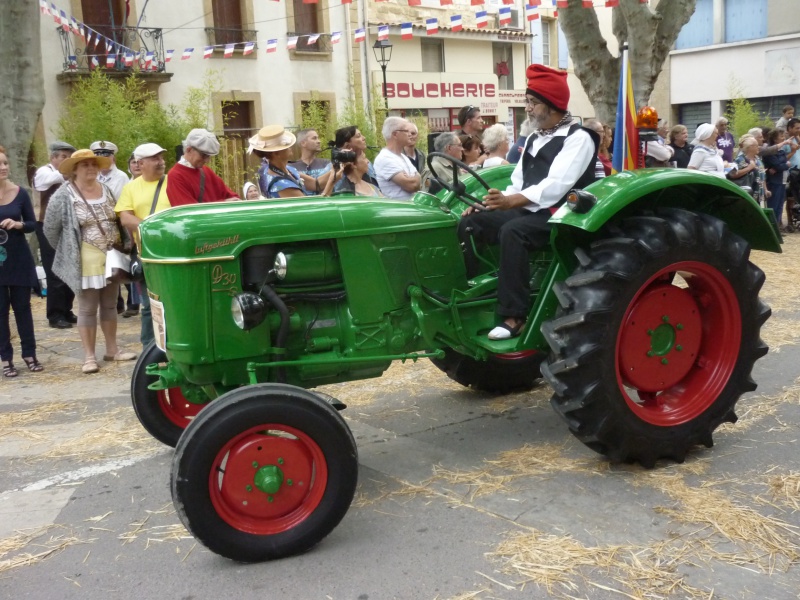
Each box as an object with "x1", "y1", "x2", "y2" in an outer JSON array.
[
  {"x1": 203, "y1": 46, "x2": 213, "y2": 58},
  {"x1": 39, "y1": 0, "x2": 48, "y2": 15},
  {"x1": 605, "y1": 0, "x2": 619, "y2": 6},
  {"x1": 475, "y1": 10, "x2": 488, "y2": 28},
  {"x1": 124, "y1": 53, "x2": 134, "y2": 66},
  {"x1": 144, "y1": 52, "x2": 153, "y2": 68},
  {"x1": 60, "y1": 11, "x2": 69, "y2": 31},
  {"x1": 407, "y1": 0, "x2": 422, "y2": 5},
  {"x1": 401, "y1": 22, "x2": 413, "y2": 40},
  {"x1": 287, "y1": 36, "x2": 298, "y2": 50},
  {"x1": 354, "y1": 28, "x2": 365, "y2": 43},
  {"x1": 583, "y1": 0, "x2": 593, "y2": 6},
  {"x1": 377, "y1": 25, "x2": 389, "y2": 41},
  {"x1": 85, "y1": 29, "x2": 94, "y2": 47},
  {"x1": 450, "y1": 15, "x2": 462, "y2": 31},
  {"x1": 554, "y1": 10, "x2": 559, "y2": 16},
  {"x1": 498, "y1": 6, "x2": 512, "y2": 25},
  {"x1": 165, "y1": 49, "x2": 174, "y2": 62},
  {"x1": 224, "y1": 43, "x2": 235, "y2": 57},
  {"x1": 502, "y1": 0, "x2": 514, "y2": 4},
  {"x1": 51, "y1": 4, "x2": 59, "y2": 23},
  {"x1": 106, "y1": 54, "x2": 116, "y2": 68},
  {"x1": 78, "y1": 23, "x2": 84, "y2": 39},
  {"x1": 307, "y1": 33, "x2": 320, "y2": 45},
  {"x1": 243, "y1": 42, "x2": 255, "y2": 55},
  {"x1": 529, "y1": 0, "x2": 541, "y2": 4},
  {"x1": 526, "y1": 6, "x2": 539, "y2": 19},
  {"x1": 440, "y1": 0, "x2": 453, "y2": 5},
  {"x1": 341, "y1": 0, "x2": 352, "y2": 3},
  {"x1": 426, "y1": 18, "x2": 438, "y2": 35},
  {"x1": 70, "y1": 17, "x2": 79, "y2": 35},
  {"x1": 182, "y1": 47, "x2": 194, "y2": 60},
  {"x1": 331, "y1": 31, "x2": 342, "y2": 44},
  {"x1": 557, "y1": 0, "x2": 568, "y2": 7},
  {"x1": 266, "y1": 39, "x2": 278, "y2": 53},
  {"x1": 471, "y1": 0, "x2": 484, "y2": 4},
  {"x1": 91, "y1": 56, "x2": 99, "y2": 69}
]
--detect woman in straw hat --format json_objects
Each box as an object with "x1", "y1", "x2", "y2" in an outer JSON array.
[
  {"x1": 249, "y1": 126, "x2": 307, "y2": 199},
  {"x1": 44, "y1": 149, "x2": 137, "y2": 374},
  {"x1": 0, "y1": 145, "x2": 43, "y2": 377}
]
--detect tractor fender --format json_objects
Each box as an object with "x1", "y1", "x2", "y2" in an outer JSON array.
[{"x1": 549, "y1": 168, "x2": 782, "y2": 254}]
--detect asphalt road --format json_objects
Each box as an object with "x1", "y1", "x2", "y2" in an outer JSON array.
[{"x1": 1, "y1": 237, "x2": 800, "y2": 600}]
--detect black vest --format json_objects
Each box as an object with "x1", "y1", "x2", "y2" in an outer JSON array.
[{"x1": 521, "y1": 122, "x2": 600, "y2": 208}]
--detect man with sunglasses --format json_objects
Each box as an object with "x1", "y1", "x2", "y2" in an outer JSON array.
[
  {"x1": 167, "y1": 128, "x2": 239, "y2": 206},
  {"x1": 458, "y1": 64, "x2": 599, "y2": 341},
  {"x1": 90, "y1": 141, "x2": 129, "y2": 201}
]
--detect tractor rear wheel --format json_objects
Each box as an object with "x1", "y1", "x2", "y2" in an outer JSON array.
[{"x1": 541, "y1": 209, "x2": 770, "y2": 467}]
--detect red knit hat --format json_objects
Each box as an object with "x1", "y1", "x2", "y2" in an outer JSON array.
[{"x1": 526, "y1": 64, "x2": 570, "y2": 112}]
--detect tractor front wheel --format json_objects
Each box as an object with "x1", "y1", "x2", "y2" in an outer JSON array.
[
  {"x1": 171, "y1": 384, "x2": 358, "y2": 562},
  {"x1": 541, "y1": 209, "x2": 770, "y2": 467}
]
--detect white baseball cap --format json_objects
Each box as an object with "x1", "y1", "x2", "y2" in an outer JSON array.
[{"x1": 134, "y1": 143, "x2": 167, "y2": 160}]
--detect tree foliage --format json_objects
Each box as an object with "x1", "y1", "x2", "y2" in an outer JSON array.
[
  {"x1": 557, "y1": 0, "x2": 696, "y2": 123},
  {"x1": 725, "y1": 79, "x2": 775, "y2": 139}
]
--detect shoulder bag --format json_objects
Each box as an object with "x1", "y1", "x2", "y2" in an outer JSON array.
[{"x1": 129, "y1": 176, "x2": 165, "y2": 284}]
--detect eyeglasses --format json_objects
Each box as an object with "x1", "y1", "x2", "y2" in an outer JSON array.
[
  {"x1": 394, "y1": 129, "x2": 413, "y2": 135},
  {"x1": 448, "y1": 143, "x2": 463, "y2": 148},
  {"x1": 93, "y1": 150, "x2": 114, "y2": 157}
]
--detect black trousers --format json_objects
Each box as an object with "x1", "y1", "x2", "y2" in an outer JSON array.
[
  {"x1": 458, "y1": 207, "x2": 553, "y2": 319},
  {"x1": 0, "y1": 285, "x2": 36, "y2": 361},
  {"x1": 35, "y1": 222, "x2": 75, "y2": 323}
]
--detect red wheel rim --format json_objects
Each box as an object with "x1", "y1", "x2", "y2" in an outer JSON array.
[
  {"x1": 209, "y1": 424, "x2": 327, "y2": 535},
  {"x1": 157, "y1": 388, "x2": 204, "y2": 428},
  {"x1": 615, "y1": 261, "x2": 741, "y2": 426}
]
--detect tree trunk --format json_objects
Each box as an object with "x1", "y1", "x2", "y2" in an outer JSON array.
[
  {"x1": 0, "y1": 0, "x2": 45, "y2": 186},
  {"x1": 557, "y1": 0, "x2": 696, "y2": 124}
]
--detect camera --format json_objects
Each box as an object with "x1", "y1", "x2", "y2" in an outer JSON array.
[{"x1": 329, "y1": 144, "x2": 357, "y2": 169}]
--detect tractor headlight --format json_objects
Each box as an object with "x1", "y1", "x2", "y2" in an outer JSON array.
[
  {"x1": 565, "y1": 189, "x2": 597, "y2": 214},
  {"x1": 273, "y1": 252, "x2": 287, "y2": 280},
  {"x1": 232, "y1": 292, "x2": 266, "y2": 330}
]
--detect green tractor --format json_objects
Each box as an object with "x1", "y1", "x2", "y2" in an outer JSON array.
[{"x1": 133, "y1": 153, "x2": 780, "y2": 562}]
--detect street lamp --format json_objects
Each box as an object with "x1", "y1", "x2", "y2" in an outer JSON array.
[{"x1": 372, "y1": 39, "x2": 393, "y2": 110}]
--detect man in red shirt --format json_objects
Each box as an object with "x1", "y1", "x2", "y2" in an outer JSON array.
[{"x1": 166, "y1": 129, "x2": 238, "y2": 206}]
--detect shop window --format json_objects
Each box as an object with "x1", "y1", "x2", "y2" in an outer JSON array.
[{"x1": 421, "y1": 39, "x2": 444, "y2": 73}]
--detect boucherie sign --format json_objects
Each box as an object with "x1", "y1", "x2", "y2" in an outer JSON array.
[{"x1": 374, "y1": 72, "x2": 500, "y2": 109}]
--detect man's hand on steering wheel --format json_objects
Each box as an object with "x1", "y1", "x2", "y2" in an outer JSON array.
[
  {"x1": 483, "y1": 190, "x2": 531, "y2": 211},
  {"x1": 426, "y1": 152, "x2": 491, "y2": 211}
]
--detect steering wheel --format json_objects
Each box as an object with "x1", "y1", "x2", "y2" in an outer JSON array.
[{"x1": 426, "y1": 152, "x2": 491, "y2": 211}]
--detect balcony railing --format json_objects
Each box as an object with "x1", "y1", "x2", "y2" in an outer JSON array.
[
  {"x1": 58, "y1": 25, "x2": 167, "y2": 74},
  {"x1": 286, "y1": 31, "x2": 331, "y2": 53},
  {"x1": 204, "y1": 28, "x2": 258, "y2": 51}
]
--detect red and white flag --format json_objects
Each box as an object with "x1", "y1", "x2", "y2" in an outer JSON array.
[
  {"x1": 203, "y1": 46, "x2": 213, "y2": 58},
  {"x1": 243, "y1": 42, "x2": 255, "y2": 55},
  {"x1": 287, "y1": 36, "x2": 298, "y2": 50},
  {"x1": 526, "y1": 5, "x2": 539, "y2": 19},
  {"x1": 498, "y1": 6, "x2": 511, "y2": 25},
  {"x1": 401, "y1": 22, "x2": 413, "y2": 40},
  {"x1": 60, "y1": 11, "x2": 69, "y2": 31},
  {"x1": 123, "y1": 53, "x2": 133, "y2": 67},
  {"x1": 182, "y1": 48, "x2": 194, "y2": 60},
  {"x1": 450, "y1": 15, "x2": 462, "y2": 31},
  {"x1": 377, "y1": 25, "x2": 389, "y2": 41},
  {"x1": 330, "y1": 31, "x2": 342, "y2": 44},
  {"x1": 605, "y1": 0, "x2": 618, "y2": 6},
  {"x1": 39, "y1": 0, "x2": 49, "y2": 15},
  {"x1": 51, "y1": 4, "x2": 59, "y2": 23},
  {"x1": 354, "y1": 28, "x2": 365, "y2": 43},
  {"x1": 426, "y1": 18, "x2": 438, "y2": 35},
  {"x1": 106, "y1": 54, "x2": 116, "y2": 68},
  {"x1": 144, "y1": 52, "x2": 152, "y2": 68},
  {"x1": 90, "y1": 56, "x2": 100, "y2": 70},
  {"x1": 307, "y1": 33, "x2": 320, "y2": 45},
  {"x1": 266, "y1": 39, "x2": 278, "y2": 53},
  {"x1": 224, "y1": 44, "x2": 235, "y2": 57},
  {"x1": 165, "y1": 49, "x2": 174, "y2": 62},
  {"x1": 475, "y1": 10, "x2": 488, "y2": 28}
]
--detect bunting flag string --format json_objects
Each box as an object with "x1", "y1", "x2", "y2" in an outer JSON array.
[{"x1": 42, "y1": 0, "x2": 633, "y2": 67}]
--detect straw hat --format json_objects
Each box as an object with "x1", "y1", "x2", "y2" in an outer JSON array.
[
  {"x1": 58, "y1": 149, "x2": 113, "y2": 176},
  {"x1": 247, "y1": 125, "x2": 297, "y2": 154}
]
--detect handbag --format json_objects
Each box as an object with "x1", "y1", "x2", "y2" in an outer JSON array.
[{"x1": 72, "y1": 184, "x2": 132, "y2": 283}]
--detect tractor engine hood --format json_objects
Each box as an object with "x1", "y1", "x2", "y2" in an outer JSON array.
[{"x1": 138, "y1": 196, "x2": 458, "y2": 260}]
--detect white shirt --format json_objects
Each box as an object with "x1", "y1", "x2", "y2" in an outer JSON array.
[
  {"x1": 688, "y1": 145, "x2": 726, "y2": 178},
  {"x1": 33, "y1": 163, "x2": 64, "y2": 191},
  {"x1": 97, "y1": 165, "x2": 130, "y2": 200},
  {"x1": 374, "y1": 148, "x2": 417, "y2": 200},
  {"x1": 507, "y1": 124, "x2": 595, "y2": 211}
]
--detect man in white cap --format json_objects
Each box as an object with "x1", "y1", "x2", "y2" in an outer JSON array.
[
  {"x1": 33, "y1": 140, "x2": 77, "y2": 329},
  {"x1": 116, "y1": 143, "x2": 172, "y2": 348},
  {"x1": 91, "y1": 140, "x2": 129, "y2": 200},
  {"x1": 166, "y1": 128, "x2": 238, "y2": 206}
]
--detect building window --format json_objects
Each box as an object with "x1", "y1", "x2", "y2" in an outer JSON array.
[
  {"x1": 492, "y1": 42, "x2": 514, "y2": 90},
  {"x1": 210, "y1": 0, "x2": 245, "y2": 44},
  {"x1": 675, "y1": 0, "x2": 713, "y2": 50},
  {"x1": 291, "y1": 0, "x2": 324, "y2": 52},
  {"x1": 541, "y1": 20, "x2": 552, "y2": 67},
  {"x1": 421, "y1": 39, "x2": 444, "y2": 73},
  {"x1": 725, "y1": 0, "x2": 767, "y2": 43},
  {"x1": 222, "y1": 101, "x2": 255, "y2": 139},
  {"x1": 81, "y1": 0, "x2": 125, "y2": 43}
]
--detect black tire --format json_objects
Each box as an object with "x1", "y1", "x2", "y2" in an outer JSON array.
[
  {"x1": 541, "y1": 208, "x2": 770, "y2": 467},
  {"x1": 171, "y1": 384, "x2": 358, "y2": 562},
  {"x1": 430, "y1": 349, "x2": 544, "y2": 393},
  {"x1": 131, "y1": 341, "x2": 207, "y2": 448}
]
